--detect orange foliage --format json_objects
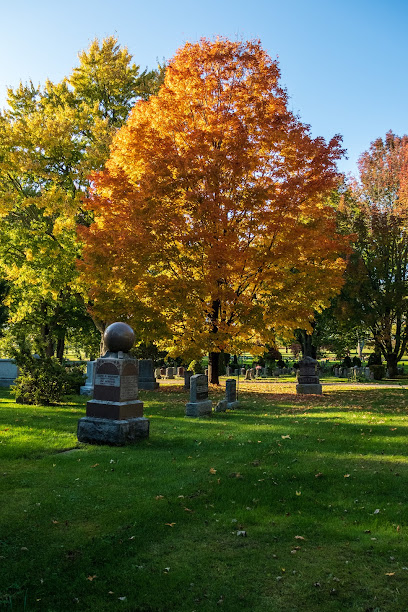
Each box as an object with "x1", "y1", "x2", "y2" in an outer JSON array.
[{"x1": 79, "y1": 38, "x2": 349, "y2": 359}]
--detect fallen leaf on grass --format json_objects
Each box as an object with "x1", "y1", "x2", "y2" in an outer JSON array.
[
  {"x1": 295, "y1": 536, "x2": 305, "y2": 540},
  {"x1": 52, "y1": 520, "x2": 59, "y2": 524},
  {"x1": 90, "y1": 464, "x2": 99, "y2": 468},
  {"x1": 344, "y1": 474, "x2": 350, "y2": 478},
  {"x1": 281, "y1": 435, "x2": 291, "y2": 439},
  {"x1": 184, "y1": 507, "x2": 193, "y2": 512},
  {"x1": 165, "y1": 523, "x2": 176, "y2": 527},
  {"x1": 229, "y1": 472, "x2": 243, "y2": 478},
  {"x1": 87, "y1": 575, "x2": 97, "y2": 581},
  {"x1": 209, "y1": 468, "x2": 217, "y2": 474},
  {"x1": 295, "y1": 491, "x2": 301, "y2": 496},
  {"x1": 155, "y1": 495, "x2": 164, "y2": 500},
  {"x1": 315, "y1": 473, "x2": 324, "y2": 478},
  {"x1": 373, "y1": 509, "x2": 380, "y2": 514},
  {"x1": 385, "y1": 572, "x2": 395, "y2": 576}
]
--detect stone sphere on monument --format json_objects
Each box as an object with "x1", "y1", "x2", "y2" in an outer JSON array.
[{"x1": 104, "y1": 322, "x2": 135, "y2": 353}]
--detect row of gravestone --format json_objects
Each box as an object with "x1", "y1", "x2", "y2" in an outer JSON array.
[
  {"x1": 80, "y1": 359, "x2": 196, "y2": 395},
  {"x1": 333, "y1": 366, "x2": 373, "y2": 379}
]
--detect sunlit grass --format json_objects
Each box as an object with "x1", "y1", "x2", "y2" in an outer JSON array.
[{"x1": 0, "y1": 382, "x2": 407, "y2": 611}]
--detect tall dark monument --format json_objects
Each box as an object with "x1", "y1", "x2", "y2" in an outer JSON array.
[{"x1": 77, "y1": 322, "x2": 149, "y2": 445}]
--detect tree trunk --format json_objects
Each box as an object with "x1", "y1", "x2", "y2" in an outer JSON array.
[
  {"x1": 385, "y1": 353, "x2": 399, "y2": 378},
  {"x1": 209, "y1": 351, "x2": 220, "y2": 385},
  {"x1": 56, "y1": 335, "x2": 65, "y2": 361},
  {"x1": 208, "y1": 298, "x2": 221, "y2": 384}
]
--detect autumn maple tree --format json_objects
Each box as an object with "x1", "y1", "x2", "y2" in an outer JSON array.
[{"x1": 80, "y1": 38, "x2": 349, "y2": 383}]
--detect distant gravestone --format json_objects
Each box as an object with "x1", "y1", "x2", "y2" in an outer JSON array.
[
  {"x1": 245, "y1": 369, "x2": 251, "y2": 380},
  {"x1": 185, "y1": 374, "x2": 212, "y2": 417},
  {"x1": 138, "y1": 359, "x2": 159, "y2": 390},
  {"x1": 166, "y1": 367, "x2": 174, "y2": 379},
  {"x1": 216, "y1": 379, "x2": 240, "y2": 412},
  {"x1": 184, "y1": 370, "x2": 193, "y2": 390},
  {"x1": 296, "y1": 356, "x2": 322, "y2": 395},
  {"x1": 177, "y1": 366, "x2": 184, "y2": 377},
  {"x1": 77, "y1": 322, "x2": 149, "y2": 445},
  {"x1": 160, "y1": 367, "x2": 166, "y2": 376},
  {"x1": 80, "y1": 360, "x2": 96, "y2": 396},
  {"x1": 154, "y1": 367, "x2": 162, "y2": 379},
  {"x1": 0, "y1": 359, "x2": 18, "y2": 387},
  {"x1": 241, "y1": 368, "x2": 246, "y2": 376}
]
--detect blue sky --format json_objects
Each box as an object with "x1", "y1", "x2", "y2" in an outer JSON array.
[{"x1": 1, "y1": 0, "x2": 407, "y2": 176}]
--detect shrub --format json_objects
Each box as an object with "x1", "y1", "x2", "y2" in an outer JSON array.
[
  {"x1": 368, "y1": 353, "x2": 382, "y2": 366},
  {"x1": 11, "y1": 357, "x2": 86, "y2": 405},
  {"x1": 187, "y1": 360, "x2": 204, "y2": 374},
  {"x1": 352, "y1": 356, "x2": 362, "y2": 367},
  {"x1": 369, "y1": 364, "x2": 385, "y2": 380},
  {"x1": 342, "y1": 355, "x2": 352, "y2": 368}
]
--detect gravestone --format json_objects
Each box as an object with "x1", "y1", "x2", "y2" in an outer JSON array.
[
  {"x1": 296, "y1": 356, "x2": 322, "y2": 395},
  {"x1": 80, "y1": 360, "x2": 96, "y2": 396},
  {"x1": 154, "y1": 367, "x2": 162, "y2": 379},
  {"x1": 241, "y1": 368, "x2": 246, "y2": 376},
  {"x1": 0, "y1": 359, "x2": 18, "y2": 387},
  {"x1": 160, "y1": 367, "x2": 166, "y2": 376},
  {"x1": 245, "y1": 369, "x2": 251, "y2": 380},
  {"x1": 234, "y1": 369, "x2": 239, "y2": 376},
  {"x1": 216, "y1": 379, "x2": 240, "y2": 412},
  {"x1": 166, "y1": 367, "x2": 174, "y2": 379},
  {"x1": 77, "y1": 322, "x2": 149, "y2": 445},
  {"x1": 184, "y1": 370, "x2": 193, "y2": 390},
  {"x1": 138, "y1": 359, "x2": 159, "y2": 390},
  {"x1": 185, "y1": 374, "x2": 212, "y2": 417},
  {"x1": 177, "y1": 366, "x2": 184, "y2": 377}
]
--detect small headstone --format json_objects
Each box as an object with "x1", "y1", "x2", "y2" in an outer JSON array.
[
  {"x1": 185, "y1": 374, "x2": 212, "y2": 417},
  {"x1": 166, "y1": 367, "x2": 174, "y2": 379},
  {"x1": 365, "y1": 367, "x2": 370, "y2": 379},
  {"x1": 241, "y1": 368, "x2": 246, "y2": 376},
  {"x1": 234, "y1": 369, "x2": 239, "y2": 376},
  {"x1": 296, "y1": 356, "x2": 322, "y2": 395},
  {"x1": 184, "y1": 370, "x2": 193, "y2": 390},
  {"x1": 138, "y1": 359, "x2": 159, "y2": 390},
  {"x1": 80, "y1": 360, "x2": 96, "y2": 396},
  {"x1": 226, "y1": 366, "x2": 232, "y2": 376},
  {"x1": 77, "y1": 322, "x2": 149, "y2": 445},
  {"x1": 160, "y1": 367, "x2": 166, "y2": 376},
  {"x1": 245, "y1": 369, "x2": 251, "y2": 381},
  {"x1": 154, "y1": 367, "x2": 162, "y2": 379},
  {"x1": 216, "y1": 379, "x2": 240, "y2": 412},
  {"x1": 204, "y1": 368, "x2": 208, "y2": 377},
  {"x1": 177, "y1": 366, "x2": 184, "y2": 377}
]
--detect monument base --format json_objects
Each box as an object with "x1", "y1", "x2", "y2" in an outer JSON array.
[
  {"x1": 215, "y1": 400, "x2": 240, "y2": 412},
  {"x1": 185, "y1": 400, "x2": 212, "y2": 417},
  {"x1": 138, "y1": 381, "x2": 160, "y2": 390},
  {"x1": 80, "y1": 385, "x2": 93, "y2": 396},
  {"x1": 77, "y1": 416, "x2": 149, "y2": 445},
  {"x1": 86, "y1": 399, "x2": 144, "y2": 420},
  {"x1": 296, "y1": 383, "x2": 322, "y2": 395}
]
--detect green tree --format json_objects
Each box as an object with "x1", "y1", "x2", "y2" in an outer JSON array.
[{"x1": 0, "y1": 37, "x2": 163, "y2": 358}]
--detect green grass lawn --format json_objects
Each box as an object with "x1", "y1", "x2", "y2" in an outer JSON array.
[{"x1": 0, "y1": 382, "x2": 407, "y2": 612}]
